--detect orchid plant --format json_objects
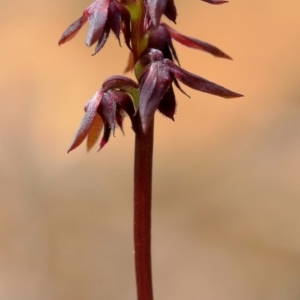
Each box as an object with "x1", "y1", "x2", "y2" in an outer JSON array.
[{"x1": 59, "y1": 0, "x2": 242, "y2": 299}]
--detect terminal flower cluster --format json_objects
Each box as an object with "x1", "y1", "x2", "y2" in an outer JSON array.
[{"x1": 59, "y1": 0, "x2": 242, "y2": 152}]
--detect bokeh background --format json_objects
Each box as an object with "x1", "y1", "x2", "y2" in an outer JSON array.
[{"x1": 1, "y1": 0, "x2": 300, "y2": 299}]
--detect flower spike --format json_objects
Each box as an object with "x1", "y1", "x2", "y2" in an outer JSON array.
[{"x1": 61, "y1": 0, "x2": 243, "y2": 151}]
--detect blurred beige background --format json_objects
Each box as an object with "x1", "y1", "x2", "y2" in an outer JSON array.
[{"x1": 1, "y1": 0, "x2": 300, "y2": 299}]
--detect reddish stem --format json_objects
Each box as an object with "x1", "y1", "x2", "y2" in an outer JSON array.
[{"x1": 134, "y1": 115, "x2": 154, "y2": 300}]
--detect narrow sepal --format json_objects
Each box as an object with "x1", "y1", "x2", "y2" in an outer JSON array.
[
  {"x1": 115, "y1": 110, "x2": 125, "y2": 133},
  {"x1": 166, "y1": 59, "x2": 243, "y2": 99},
  {"x1": 173, "y1": 77, "x2": 190, "y2": 98},
  {"x1": 121, "y1": 24, "x2": 132, "y2": 50},
  {"x1": 162, "y1": 23, "x2": 231, "y2": 59},
  {"x1": 99, "y1": 91, "x2": 118, "y2": 132},
  {"x1": 108, "y1": 1, "x2": 122, "y2": 43},
  {"x1": 167, "y1": 37, "x2": 180, "y2": 64},
  {"x1": 114, "y1": 1, "x2": 132, "y2": 49},
  {"x1": 67, "y1": 91, "x2": 103, "y2": 153},
  {"x1": 99, "y1": 125, "x2": 111, "y2": 149},
  {"x1": 164, "y1": 0, "x2": 177, "y2": 23},
  {"x1": 58, "y1": 14, "x2": 88, "y2": 45},
  {"x1": 92, "y1": 24, "x2": 110, "y2": 55}
]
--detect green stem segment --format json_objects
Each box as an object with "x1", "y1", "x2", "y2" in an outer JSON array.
[
  {"x1": 134, "y1": 117, "x2": 154, "y2": 300},
  {"x1": 129, "y1": 0, "x2": 148, "y2": 62}
]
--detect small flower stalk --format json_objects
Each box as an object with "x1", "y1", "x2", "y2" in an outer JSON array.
[{"x1": 59, "y1": 0, "x2": 242, "y2": 299}]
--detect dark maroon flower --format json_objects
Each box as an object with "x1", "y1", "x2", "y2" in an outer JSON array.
[
  {"x1": 58, "y1": 0, "x2": 131, "y2": 55},
  {"x1": 68, "y1": 76, "x2": 138, "y2": 152},
  {"x1": 137, "y1": 49, "x2": 243, "y2": 132}
]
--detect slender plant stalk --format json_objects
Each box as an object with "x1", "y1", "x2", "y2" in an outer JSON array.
[
  {"x1": 133, "y1": 116, "x2": 154, "y2": 300},
  {"x1": 131, "y1": 0, "x2": 154, "y2": 298}
]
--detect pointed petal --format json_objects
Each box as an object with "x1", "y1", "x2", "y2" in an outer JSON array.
[
  {"x1": 121, "y1": 24, "x2": 132, "y2": 50},
  {"x1": 92, "y1": 24, "x2": 110, "y2": 55},
  {"x1": 162, "y1": 43, "x2": 178, "y2": 64},
  {"x1": 200, "y1": 0, "x2": 228, "y2": 4},
  {"x1": 173, "y1": 77, "x2": 190, "y2": 98},
  {"x1": 108, "y1": 2, "x2": 122, "y2": 44},
  {"x1": 115, "y1": 109, "x2": 124, "y2": 133},
  {"x1": 98, "y1": 91, "x2": 117, "y2": 132},
  {"x1": 162, "y1": 23, "x2": 231, "y2": 59},
  {"x1": 164, "y1": 0, "x2": 177, "y2": 23},
  {"x1": 139, "y1": 60, "x2": 172, "y2": 132},
  {"x1": 167, "y1": 37, "x2": 180, "y2": 64},
  {"x1": 158, "y1": 85, "x2": 176, "y2": 120},
  {"x1": 58, "y1": 14, "x2": 88, "y2": 45},
  {"x1": 67, "y1": 91, "x2": 103, "y2": 153},
  {"x1": 147, "y1": 0, "x2": 168, "y2": 27},
  {"x1": 99, "y1": 124, "x2": 111, "y2": 150},
  {"x1": 114, "y1": 1, "x2": 132, "y2": 49},
  {"x1": 86, "y1": 0, "x2": 110, "y2": 46},
  {"x1": 86, "y1": 114, "x2": 103, "y2": 151},
  {"x1": 166, "y1": 59, "x2": 243, "y2": 99}
]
